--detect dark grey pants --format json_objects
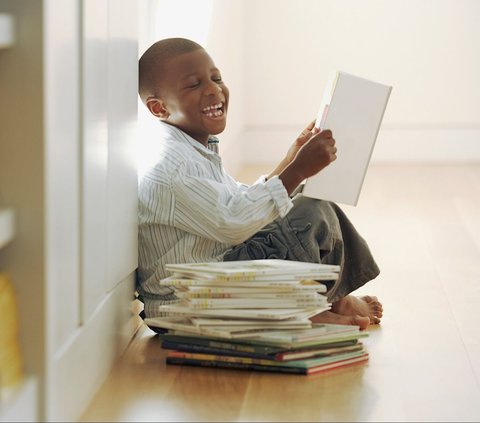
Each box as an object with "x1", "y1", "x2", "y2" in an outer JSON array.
[{"x1": 223, "y1": 195, "x2": 380, "y2": 302}]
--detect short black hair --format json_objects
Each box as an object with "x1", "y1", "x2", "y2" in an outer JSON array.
[{"x1": 138, "y1": 37, "x2": 203, "y2": 103}]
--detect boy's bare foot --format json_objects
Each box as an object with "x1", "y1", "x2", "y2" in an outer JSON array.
[
  {"x1": 310, "y1": 295, "x2": 383, "y2": 331},
  {"x1": 331, "y1": 295, "x2": 383, "y2": 325},
  {"x1": 310, "y1": 310, "x2": 370, "y2": 331}
]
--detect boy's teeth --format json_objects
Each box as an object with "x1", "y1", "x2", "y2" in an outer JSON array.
[
  {"x1": 205, "y1": 109, "x2": 224, "y2": 117},
  {"x1": 202, "y1": 103, "x2": 222, "y2": 112}
]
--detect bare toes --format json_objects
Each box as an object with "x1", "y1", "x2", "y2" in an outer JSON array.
[
  {"x1": 361, "y1": 295, "x2": 378, "y2": 303},
  {"x1": 353, "y1": 315, "x2": 370, "y2": 331},
  {"x1": 372, "y1": 304, "x2": 383, "y2": 316}
]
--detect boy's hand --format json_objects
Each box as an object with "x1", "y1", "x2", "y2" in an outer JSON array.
[
  {"x1": 267, "y1": 119, "x2": 318, "y2": 180},
  {"x1": 293, "y1": 128, "x2": 337, "y2": 177},
  {"x1": 278, "y1": 129, "x2": 337, "y2": 195},
  {"x1": 284, "y1": 119, "x2": 318, "y2": 165}
]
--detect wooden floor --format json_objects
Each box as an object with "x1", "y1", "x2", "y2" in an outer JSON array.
[{"x1": 81, "y1": 164, "x2": 480, "y2": 422}]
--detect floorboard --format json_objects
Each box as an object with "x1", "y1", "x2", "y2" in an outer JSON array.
[{"x1": 81, "y1": 164, "x2": 480, "y2": 422}]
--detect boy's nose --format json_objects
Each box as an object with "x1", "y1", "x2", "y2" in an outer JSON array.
[{"x1": 205, "y1": 81, "x2": 222, "y2": 95}]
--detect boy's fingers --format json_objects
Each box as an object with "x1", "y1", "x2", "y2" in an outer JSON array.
[{"x1": 306, "y1": 119, "x2": 316, "y2": 131}]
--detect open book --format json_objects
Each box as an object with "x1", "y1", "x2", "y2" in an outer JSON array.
[{"x1": 299, "y1": 71, "x2": 392, "y2": 206}]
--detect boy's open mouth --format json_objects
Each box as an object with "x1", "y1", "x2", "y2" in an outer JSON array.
[{"x1": 201, "y1": 102, "x2": 224, "y2": 118}]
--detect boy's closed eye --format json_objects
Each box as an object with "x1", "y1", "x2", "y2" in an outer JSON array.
[
  {"x1": 185, "y1": 81, "x2": 201, "y2": 89},
  {"x1": 183, "y1": 74, "x2": 223, "y2": 90}
]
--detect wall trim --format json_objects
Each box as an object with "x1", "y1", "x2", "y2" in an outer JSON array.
[
  {"x1": 46, "y1": 273, "x2": 139, "y2": 421},
  {"x1": 240, "y1": 125, "x2": 480, "y2": 165}
]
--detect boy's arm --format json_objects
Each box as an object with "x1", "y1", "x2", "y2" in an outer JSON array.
[{"x1": 170, "y1": 167, "x2": 293, "y2": 246}]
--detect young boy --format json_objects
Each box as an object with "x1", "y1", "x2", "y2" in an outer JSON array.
[{"x1": 137, "y1": 37, "x2": 382, "y2": 330}]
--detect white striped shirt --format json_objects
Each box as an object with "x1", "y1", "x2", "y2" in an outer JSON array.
[{"x1": 137, "y1": 122, "x2": 293, "y2": 316}]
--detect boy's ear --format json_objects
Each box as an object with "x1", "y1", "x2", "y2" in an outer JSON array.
[{"x1": 146, "y1": 97, "x2": 169, "y2": 119}]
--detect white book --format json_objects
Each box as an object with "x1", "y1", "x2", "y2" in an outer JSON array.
[
  {"x1": 301, "y1": 71, "x2": 392, "y2": 206},
  {"x1": 161, "y1": 276, "x2": 335, "y2": 287},
  {"x1": 183, "y1": 297, "x2": 328, "y2": 309},
  {"x1": 165, "y1": 259, "x2": 340, "y2": 281},
  {"x1": 143, "y1": 317, "x2": 300, "y2": 339},
  {"x1": 155, "y1": 305, "x2": 329, "y2": 321},
  {"x1": 190, "y1": 317, "x2": 312, "y2": 327},
  {"x1": 176, "y1": 291, "x2": 326, "y2": 299},
  {"x1": 162, "y1": 278, "x2": 302, "y2": 287},
  {"x1": 174, "y1": 284, "x2": 327, "y2": 295}
]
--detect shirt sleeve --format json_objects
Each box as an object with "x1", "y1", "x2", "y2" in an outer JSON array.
[{"x1": 170, "y1": 165, "x2": 293, "y2": 245}]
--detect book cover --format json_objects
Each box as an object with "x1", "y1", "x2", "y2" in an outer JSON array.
[{"x1": 302, "y1": 71, "x2": 392, "y2": 206}]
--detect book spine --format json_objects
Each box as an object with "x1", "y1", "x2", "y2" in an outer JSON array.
[
  {"x1": 161, "y1": 340, "x2": 275, "y2": 360},
  {"x1": 238, "y1": 333, "x2": 366, "y2": 349},
  {"x1": 166, "y1": 357, "x2": 307, "y2": 374},
  {"x1": 167, "y1": 350, "x2": 284, "y2": 367},
  {"x1": 176, "y1": 292, "x2": 325, "y2": 299},
  {"x1": 166, "y1": 350, "x2": 367, "y2": 369},
  {"x1": 276, "y1": 342, "x2": 362, "y2": 361},
  {"x1": 184, "y1": 299, "x2": 327, "y2": 309},
  {"x1": 160, "y1": 335, "x2": 283, "y2": 355},
  {"x1": 306, "y1": 354, "x2": 369, "y2": 375},
  {"x1": 165, "y1": 272, "x2": 339, "y2": 283}
]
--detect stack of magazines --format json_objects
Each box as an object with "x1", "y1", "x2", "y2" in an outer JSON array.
[{"x1": 144, "y1": 259, "x2": 369, "y2": 375}]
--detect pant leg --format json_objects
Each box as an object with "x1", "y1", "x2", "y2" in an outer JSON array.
[{"x1": 223, "y1": 195, "x2": 380, "y2": 302}]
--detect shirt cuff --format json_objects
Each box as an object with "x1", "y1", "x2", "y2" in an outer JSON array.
[
  {"x1": 264, "y1": 175, "x2": 293, "y2": 218},
  {"x1": 254, "y1": 174, "x2": 268, "y2": 184}
]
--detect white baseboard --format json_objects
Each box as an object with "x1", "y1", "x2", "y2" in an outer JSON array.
[
  {"x1": 240, "y1": 126, "x2": 480, "y2": 165},
  {"x1": 47, "y1": 273, "x2": 139, "y2": 421}
]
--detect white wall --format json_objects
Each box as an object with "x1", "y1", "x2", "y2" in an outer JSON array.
[
  {"x1": 207, "y1": 0, "x2": 245, "y2": 175},
  {"x1": 239, "y1": 0, "x2": 480, "y2": 165},
  {"x1": 139, "y1": 0, "x2": 480, "y2": 173}
]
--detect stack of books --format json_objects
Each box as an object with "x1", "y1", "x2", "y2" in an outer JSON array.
[{"x1": 145, "y1": 259, "x2": 369, "y2": 375}]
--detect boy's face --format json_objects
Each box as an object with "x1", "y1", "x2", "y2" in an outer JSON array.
[{"x1": 149, "y1": 49, "x2": 229, "y2": 144}]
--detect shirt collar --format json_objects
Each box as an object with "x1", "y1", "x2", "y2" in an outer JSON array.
[{"x1": 158, "y1": 121, "x2": 220, "y2": 158}]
